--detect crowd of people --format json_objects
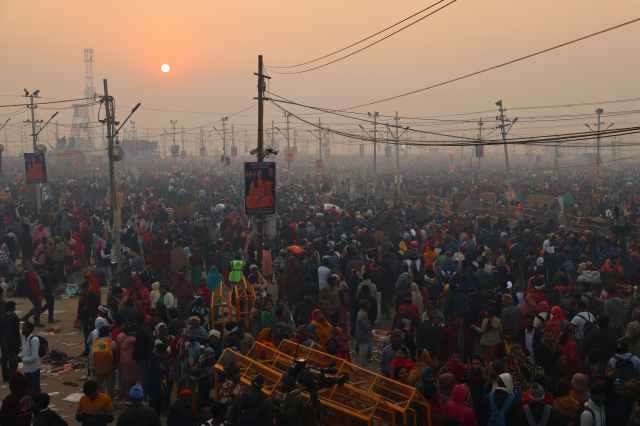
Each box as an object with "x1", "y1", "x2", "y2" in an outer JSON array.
[{"x1": 0, "y1": 158, "x2": 639, "y2": 425}]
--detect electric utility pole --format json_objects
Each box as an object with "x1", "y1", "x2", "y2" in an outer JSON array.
[
  {"x1": 270, "y1": 120, "x2": 275, "y2": 150},
  {"x1": 318, "y1": 118, "x2": 323, "y2": 161},
  {"x1": 595, "y1": 108, "x2": 603, "y2": 171},
  {"x1": 200, "y1": 128, "x2": 206, "y2": 159},
  {"x1": 554, "y1": 141, "x2": 560, "y2": 178},
  {"x1": 369, "y1": 112, "x2": 379, "y2": 192},
  {"x1": 585, "y1": 108, "x2": 612, "y2": 177},
  {"x1": 476, "y1": 118, "x2": 484, "y2": 171},
  {"x1": 170, "y1": 120, "x2": 177, "y2": 156},
  {"x1": 285, "y1": 112, "x2": 291, "y2": 173},
  {"x1": 231, "y1": 124, "x2": 235, "y2": 158},
  {"x1": 101, "y1": 80, "x2": 141, "y2": 270},
  {"x1": 496, "y1": 100, "x2": 518, "y2": 174},
  {"x1": 254, "y1": 54, "x2": 268, "y2": 265},
  {"x1": 180, "y1": 126, "x2": 185, "y2": 155},
  {"x1": 102, "y1": 80, "x2": 118, "y2": 267},
  {"x1": 0, "y1": 118, "x2": 10, "y2": 175},
  {"x1": 221, "y1": 116, "x2": 228, "y2": 160},
  {"x1": 394, "y1": 112, "x2": 402, "y2": 200},
  {"x1": 25, "y1": 89, "x2": 57, "y2": 213}
]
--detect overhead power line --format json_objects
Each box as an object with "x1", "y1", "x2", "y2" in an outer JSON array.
[
  {"x1": 269, "y1": 0, "x2": 454, "y2": 69},
  {"x1": 343, "y1": 17, "x2": 640, "y2": 110},
  {"x1": 0, "y1": 96, "x2": 97, "y2": 109},
  {"x1": 268, "y1": 95, "x2": 640, "y2": 143},
  {"x1": 269, "y1": 0, "x2": 458, "y2": 75},
  {"x1": 270, "y1": 100, "x2": 640, "y2": 148}
]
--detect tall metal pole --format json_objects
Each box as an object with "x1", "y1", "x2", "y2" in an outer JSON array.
[
  {"x1": 394, "y1": 111, "x2": 401, "y2": 199},
  {"x1": 497, "y1": 100, "x2": 510, "y2": 173},
  {"x1": 496, "y1": 100, "x2": 517, "y2": 174},
  {"x1": 270, "y1": 120, "x2": 275, "y2": 149},
  {"x1": 554, "y1": 143, "x2": 560, "y2": 177},
  {"x1": 170, "y1": 120, "x2": 177, "y2": 156},
  {"x1": 477, "y1": 118, "x2": 484, "y2": 171},
  {"x1": 596, "y1": 107, "x2": 604, "y2": 176},
  {"x1": 180, "y1": 126, "x2": 185, "y2": 155},
  {"x1": 255, "y1": 55, "x2": 267, "y2": 266},
  {"x1": 318, "y1": 118, "x2": 322, "y2": 160},
  {"x1": 285, "y1": 112, "x2": 291, "y2": 174},
  {"x1": 257, "y1": 55, "x2": 265, "y2": 162},
  {"x1": 26, "y1": 91, "x2": 41, "y2": 213},
  {"x1": 222, "y1": 116, "x2": 228, "y2": 160},
  {"x1": 231, "y1": 124, "x2": 235, "y2": 158},
  {"x1": 27, "y1": 94, "x2": 37, "y2": 152},
  {"x1": 371, "y1": 112, "x2": 379, "y2": 193},
  {"x1": 103, "y1": 79, "x2": 119, "y2": 268}
]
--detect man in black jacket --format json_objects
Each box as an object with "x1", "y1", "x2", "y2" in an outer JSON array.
[
  {"x1": 116, "y1": 385, "x2": 160, "y2": 426},
  {"x1": 584, "y1": 315, "x2": 619, "y2": 374},
  {"x1": 227, "y1": 375, "x2": 273, "y2": 426},
  {"x1": 0, "y1": 301, "x2": 21, "y2": 382}
]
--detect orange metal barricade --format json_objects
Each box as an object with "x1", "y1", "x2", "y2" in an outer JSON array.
[
  {"x1": 210, "y1": 277, "x2": 256, "y2": 328},
  {"x1": 214, "y1": 349, "x2": 283, "y2": 396},
  {"x1": 216, "y1": 347, "x2": 380, "y2": 426},
  {"x1": 277, "y1": 339, "x2": 432, "y2": 426}
]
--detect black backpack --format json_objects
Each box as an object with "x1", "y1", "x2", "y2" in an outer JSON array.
[
  {"x1": 578, "y1": 313, "x2": 596, "y2": 338},
  {"x1": 614, "y1": 355, "x2": 638, "y2": 383},
  {"x1": 31, "y1": 335, "x2": 49, "y2": 358}
]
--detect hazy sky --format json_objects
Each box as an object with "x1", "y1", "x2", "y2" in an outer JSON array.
[{"x1": 1, "y1": 0, "x2": 639, "y2": 145}]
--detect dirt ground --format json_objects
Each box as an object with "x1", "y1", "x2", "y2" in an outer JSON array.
[{"x1": 0, "y1": 295, "x2": 95, "y2": 423}]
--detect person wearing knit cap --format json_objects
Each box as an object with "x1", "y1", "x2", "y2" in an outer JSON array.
[
  {"x1": 167, "y1": 387, "x2": 197, "y2": 426},
  {"x1": 115, "y1": 385, "x2": 160, "y2": 426},
  {"x1": 479, "y1": 372, "x2": 522, "y2": 426}
]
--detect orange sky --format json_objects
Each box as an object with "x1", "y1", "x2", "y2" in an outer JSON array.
[{"x1": 1, "y1": 0, "x2": 639, "y2": 148}]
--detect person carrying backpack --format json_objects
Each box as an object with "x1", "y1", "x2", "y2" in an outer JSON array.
[
  {"x1": 606, "y1": 340, "x2": 640, "y2": 400},
  {"x1": 19, "y1": 321, "x2": 47, "y2": 394},
  {"x1": 580, "y1": 381, "x2": 607, "y2": 426},
  {"x1": 91, "y1": 326, "x2": 116, "y2": 397},
  {"x1": 480, "y1": 373, "x2": 522, "y2": 426},
  {"x1": 570, "y1": 300, "x2": 596, "y2": 345}
]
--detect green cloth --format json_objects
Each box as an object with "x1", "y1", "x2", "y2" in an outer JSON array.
[
  {"x1": 191, "y1": 265, "x2": 202, "y2": 289},
  {"x1": 228, "y1": 260, "x2": 245, "y2": 283}
]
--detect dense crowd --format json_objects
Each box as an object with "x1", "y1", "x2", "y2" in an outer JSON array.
[{"x1": 0, "y1": 159, "x2": 639, "y2": 426}]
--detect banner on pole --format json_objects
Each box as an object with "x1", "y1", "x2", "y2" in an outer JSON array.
[
  {"x1": 24, "y1": 152, "x2": 47, "y2": 184},
  {"x1": 244, "y1": 162, "x2": 276, "y2": 215}
]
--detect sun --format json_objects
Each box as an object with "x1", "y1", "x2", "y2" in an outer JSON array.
[{"x1": 161, "y1": 64, "x2": 171, "y2": 73}]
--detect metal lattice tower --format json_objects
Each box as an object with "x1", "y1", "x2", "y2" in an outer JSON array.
[{"x1": 70, "y1": 48, "x2": 96, "y2": 149}]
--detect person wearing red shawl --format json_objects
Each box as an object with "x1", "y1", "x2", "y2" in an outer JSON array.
[
  {"x1": 129, "y1": 274, "x2": 150, "y2": 314},
  {"x1": 390, "y1": 347, "x2": 415, "y2": 379},
  {"x1": 545, "y1": 305, "x2": 567, "y2": 343}
]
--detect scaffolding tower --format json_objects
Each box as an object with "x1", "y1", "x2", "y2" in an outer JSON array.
[{"x1": 69, "y1": 48, "x2": 97, "y2": 149}]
